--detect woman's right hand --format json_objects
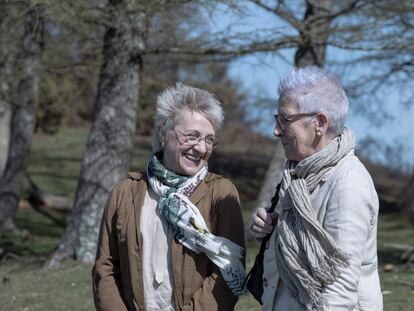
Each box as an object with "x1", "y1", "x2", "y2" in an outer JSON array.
[{"x1": 249, "y1": 208, "x2": 278, "y2": 239}]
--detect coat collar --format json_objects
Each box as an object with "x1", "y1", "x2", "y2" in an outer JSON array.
[
  {"x1": 128, "y1": 171, "x2": 142, "y2": 181},
  {"x1": 189, "y1": 172, "x2": 220, "y2": 205}
]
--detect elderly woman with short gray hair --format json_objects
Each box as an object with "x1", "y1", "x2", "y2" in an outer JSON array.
[
  {"x1": 250, "y1": 66, "x2": 383, "y2": 310},
  {"x1": 93, "y1": 83, "x2": 245, "y2": 311}
]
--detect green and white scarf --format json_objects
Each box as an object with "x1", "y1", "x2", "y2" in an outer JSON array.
[
  {"x1": 275, "y1": 128, "x2": 353, "y2": 311},
  {"x1": 147, "y1": 154, "x2": 245, "y2": 296}
]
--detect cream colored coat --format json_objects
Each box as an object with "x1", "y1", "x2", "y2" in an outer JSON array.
[{"x1": 262, "y1": 151, "x2": 383, "y2": 311}]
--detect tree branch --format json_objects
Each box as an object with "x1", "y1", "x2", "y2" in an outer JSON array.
[
  {"x1": 249, "y1": 0, "x2": 303, "y2": 30},
  {"x1": 143, "y1": 35, "x2": 299, "y2": 57}
]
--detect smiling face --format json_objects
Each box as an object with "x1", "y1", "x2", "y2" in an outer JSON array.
[
  {"x1": 161, "y1": 108, "x2": 215, "y2": 176},
  {"x1": 274, "y1": 96, "x2": 319, "y2": 162}
]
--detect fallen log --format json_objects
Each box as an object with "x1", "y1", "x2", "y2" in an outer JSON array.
[
  {"x1": 28, "y1": 189, "x2": 73, "y2": 212},
  {"x1": 383, "y1": 242, "x2": 414, "y2": 263},
  {"x1": 27, "y1": 175, "x2": 73, "y2": 212},
  {"x1": 22, "y1": 177, "x2": 72, "y2": 227}
]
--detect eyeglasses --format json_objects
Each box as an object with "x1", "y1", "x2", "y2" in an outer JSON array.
[
  {"x1": 172, "y1": 129, "x2": 218, "y2": 149},
  {"x1": 274, "y1": 112, "x2": 318, "y2": 132}
]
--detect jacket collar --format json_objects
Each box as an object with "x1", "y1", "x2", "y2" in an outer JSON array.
[
  {"x1": 189, "y1": 172, "x2": 220, "y2": 205},
  {"x1": 128, "y1": 171, "x2": 143, "y2": 181}
]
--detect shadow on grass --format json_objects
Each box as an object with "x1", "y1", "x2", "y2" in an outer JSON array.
[
  {"x1": 30, "y1": 155, "x2": 83, "y2": 162},
  {"x1": 28, "y1": 171, "x2": 80, "y2": 180},
  {"x1": 0, "y1": 207, "x2": 65, "y2": 258},
  {"x1": 378, "y1": 248, "x2": 406, "y2": 265},
  {"x1": 15, "y1": 209, "x2": 66, "y2": 237}
]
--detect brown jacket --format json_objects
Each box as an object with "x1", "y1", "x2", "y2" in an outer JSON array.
[{"x1": 92, "y1": 171, "x2": 245, "y2": 311}]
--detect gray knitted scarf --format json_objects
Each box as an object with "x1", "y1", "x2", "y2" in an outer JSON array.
[{"x1": 275, "y1": 128, "x2": 354, "y2": 311}]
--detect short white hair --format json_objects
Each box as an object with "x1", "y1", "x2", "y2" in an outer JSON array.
[
  {"x1": 278, "y1": 66, "x2": 349, "y2": 135},
  {"x1": 152, "y1": 82, "x2": 224, "y2": 152}
]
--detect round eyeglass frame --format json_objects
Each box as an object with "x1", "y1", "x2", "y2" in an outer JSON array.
[{"x1": 172, "y1": 129, "x2": 218, "y2": 149}]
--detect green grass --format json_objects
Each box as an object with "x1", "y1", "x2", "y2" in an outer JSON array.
[
  {"x1": 0, "y1": 262, "x2": 94, "y2": 311},
  {"x1": 377, "y1": 213, "x2": 414, "y2": 265},
  {"x1": 380, "y1": 269, "x2": 414, "y2": 310},
  {"x1": 1, "y1": 208, "x2": 64, "y2": 258},
  {"x1": 28, "y1": 127, "x2": 89, "y2": 198},
  {"x1": 27, "y1": 127, "x2": 154, "y2": 198},
  {"x1": 1, "y1": 127, "x2": 413, "y2": 310},
  {"x1": 2, "y1": 208, "x2": 413, "y2": 311}
]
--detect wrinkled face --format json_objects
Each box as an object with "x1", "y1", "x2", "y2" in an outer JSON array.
[
  {"x1": 274, "y1": 97, "x2": 318, "y2": 162},
  {"x1": 162, "y1": 109, "x2": 215, "y2": 176}
]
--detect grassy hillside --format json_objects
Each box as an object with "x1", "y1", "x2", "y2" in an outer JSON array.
[{"x1": 1, "y1": 127, "x2": 413, "y2": 310}]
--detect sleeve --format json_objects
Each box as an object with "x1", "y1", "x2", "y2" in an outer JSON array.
[
  {"x1": 321, "y1": 169, "x2": 377, "y2": 310},
  {"x1": 190, "y1": 179, "x2": 246, "y2": 310},
  {"x1": 92, "y1": 186, "x2": 128, "y2": 311}
]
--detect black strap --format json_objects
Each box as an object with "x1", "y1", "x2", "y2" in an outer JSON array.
[{"x1": 257, "y1": 183, "x2": 281, "y2": 258}]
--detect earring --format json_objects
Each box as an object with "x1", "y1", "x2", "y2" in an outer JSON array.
[{"x1": 316, "y1": 130, "x2": 321, "y2": 136}]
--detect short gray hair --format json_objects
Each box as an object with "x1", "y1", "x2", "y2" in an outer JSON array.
[
  {"x1": 152, "y1": 82, "x2": 224, "y2": 152},
  {"x1": 278, "y1": 66, "x2": 349, "y2": 135}
]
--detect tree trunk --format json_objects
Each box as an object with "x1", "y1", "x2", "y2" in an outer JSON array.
[
  {"x1": 48, "y1": 0, "x2": 145, "y2": 266},
  {"x1": 0, "y1": 5, "x2": 17, "y2": 180},
  {"x1": 402, "y1": 175, "x2": 414, "y2": 224},
  {"x1": 0, "y1": 86, "x2": 12, "y2": 180},
  {"x1": 0, "y1": 7, "x2": 43, "y2": 232},
  {"x1": 294, "y1": 0, "x2": 333, "y2": 67},
  {"x1": 253, "y1": 0, "x2": 333, "y2": 215},
  {"x1": 254, "y1": 140, "x2": 285, "y2": 209}
]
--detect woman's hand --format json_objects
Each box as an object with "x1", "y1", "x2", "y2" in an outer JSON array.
[{"x1": 249, "y1": 208, "x2": 278, "y2": 239}]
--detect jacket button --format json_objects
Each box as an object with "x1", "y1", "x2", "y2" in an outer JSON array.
[{"x1": 263, "y1": 278, "x2": 268, "y2": 287}]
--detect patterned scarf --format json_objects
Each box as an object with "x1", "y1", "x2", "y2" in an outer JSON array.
[
  {"x1": 147, "y1": 154, "x2": 245, "y2": 296},
  {"x1": 275, "y1": 128, "x2": 354, "y2": 310}
]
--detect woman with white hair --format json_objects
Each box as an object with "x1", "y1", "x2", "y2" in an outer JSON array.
[
  {"x1": 93, "y1": 83, "x2": 245, "y2": 310},
  {"x1": 249, "y1": 66, "x2": 383, "y2": 310}
]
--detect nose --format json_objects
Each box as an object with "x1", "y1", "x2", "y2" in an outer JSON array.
[
  {"x1": 274, "y1": 124, "x2": 283, "y2": 137},
  {"x1": 193, "y1": 139, "x2": 208, "y2": 154}
]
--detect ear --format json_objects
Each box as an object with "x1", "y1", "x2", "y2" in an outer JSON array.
[
  {"x1": 315, "y1": 112, "x2": 329, "y2": 136},
  {"x1": 158, "y1": 126, "x2": 166, "y2": 147}
]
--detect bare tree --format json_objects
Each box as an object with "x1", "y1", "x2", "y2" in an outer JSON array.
[
  {"x1": 48, "y1": 0, "x2": 145, "y2": 266},
  {"x1": 0, "y1": 2, "x2": 19, "y2": 179},
  {"x1": 253, "y1": 0, "x2": 334, "y2": 213},
  {"x1": 0, "y1": 5, "x2": 44, "y2": 233},
  {"x1": 0, "y1": 101, "x2": 11, "y2": 179},
  {"x1": 47, "y1": 0, "x2": 241, "y2": 266},
  {"x1": 0, "y1": 46, "x2": 13, "y2": 179}
]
